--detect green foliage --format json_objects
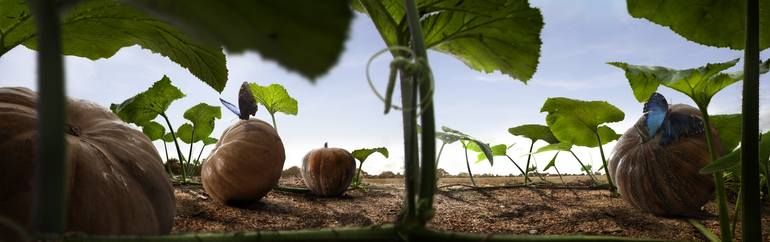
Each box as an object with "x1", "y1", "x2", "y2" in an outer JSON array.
[
  {"x1": 625, "y1": 0, "x2": 770, "y2": 50},
  {"x1": 0, "y1": 0, "x2": 227, "y2": 91},
  {"x1": 508, "y1": 124, "x2": 559, "y2": 144},
  {"x1": 125, "y1": 0, "x2": 353, "y2": 80},
  {"x1": 540, "y1": 97, "x2": 623, "y2": 147},
  {"x1": 535, "y1": 142, "x2": 573, "y2": 153},
  {"x1": 162, "y1": 132, "x2": 175, "y2": 142},
  {"x1": 472, "y1": 144, "x2": 509, "y2": 162},
  {"x1": 701, "y1": 131, "x2": 770, "y2": 174},
  {"x1": 141, "y1": 121, "x2": 165, "y2": 141},
  {"x1": 110, "y1": 76, "x2": 185, "y2": 124},
  {"x1": 352, "y1": 147, "x2": 390, "y2": 162},
  {"x1": 182, "y1": 103, "x2": 222, "y2": 142},
  {"x1": 203, "y1": 137, "x2": 218, "y2": 146},
  {"x1": 355, "y1": 0, "x2": 544, "y2": 81},
  {"x1": 609, "y1": 59, "x2": 744, "y2": 106},
  {"x1": 248, "y1": 83, "x2": 298, "y2": 116},
  {"x1": 543, "y1": 152, "x2": 559, "y2": 171},
  {"x1": 439, "y1": 126, "x2": 494, "y2": 165},
  {"x1": 176, "y1": 123, "x2": 195, "y2": 144},
  {"x1": 711, "y1": 114, "x2": 743, "y2": 152}
]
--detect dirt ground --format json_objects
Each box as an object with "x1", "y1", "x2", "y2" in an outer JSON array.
[{"x1": 173, "y1": 175, "x2": 770, "y2": 241}]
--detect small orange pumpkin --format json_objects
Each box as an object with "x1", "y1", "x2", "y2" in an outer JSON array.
[
  {"x1": 202, "y1": 119, "x2": 285, "y2": 206},
  {"x1": 0, "y1": 87, "x2": 175, "y2": 239},
  {"x1": 301, "y1": 143, "x2": 356, "y2": 197},
  {"x1": 609, "y1": 104, "x2": 718, "y2": 216}
]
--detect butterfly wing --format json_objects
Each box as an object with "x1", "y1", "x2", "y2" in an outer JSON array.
[
  {"x1": 220, "y1": 98, "x2": 241, "y2": 118},
  {"x1": 238, "y1": 82, "x2": 258, "y2": 119},
  {"x1": 643, "y1": 92, "x2": 668, "y2": 138},
  {"x1": 659, "y1": 112, "x2": 704, "y2": 145}
]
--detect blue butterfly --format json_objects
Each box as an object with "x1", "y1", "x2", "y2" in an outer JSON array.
[
  {"x1": 220, "y1": 82, "x2": 258, "y2": 120},
  {"x1": 643, "y1": 92, "x2": 704, "y2": 146}
]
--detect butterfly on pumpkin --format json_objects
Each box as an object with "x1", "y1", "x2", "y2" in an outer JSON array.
[
  {"x1": 642, "y1": 92, "x2": 705, "y2": 146},
  {"x1": 220, "y1": 82, "x2": 258, "y2": 120}
]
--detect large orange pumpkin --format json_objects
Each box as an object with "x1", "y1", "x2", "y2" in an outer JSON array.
[
  {"x1": 609, "y1": 104, "x2": 718, "y2": 217},
  {"x1": 301, "y1": 143, "x2": 356, "y2": 197},
  {"x1": 202, "y1": 119, "x2": 285, "y2": 206},
  {"x1": 0, "y1": 87, "x2": 175, "y2": 239}
]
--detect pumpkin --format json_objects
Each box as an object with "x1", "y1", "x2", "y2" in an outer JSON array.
[
  {"x1": 0, "y1": 87, "x2": 175, "y2": 238},
  {"x1": 202, "y1": 119, "x2": 285, "y2": 206},
  {"x1": 301, "y1": 143, "x2": 356, "y2": 197},
  {"x1": 609, "y1": 103, "x2": 719, "y2": 217}
]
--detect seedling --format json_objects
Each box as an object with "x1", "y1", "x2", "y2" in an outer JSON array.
[
  {"x1": 434, "y1": 126, "x2": 493, "y2": 187},
  {"x1": 508, "y1": 124, "x2": 560, "y2": 185},
  {"x1": 470, "y1": 143, "x2": 530, "y2": 184},
  {"x1": 350, "y1": 147, "x2": 390, "y2": 189}
]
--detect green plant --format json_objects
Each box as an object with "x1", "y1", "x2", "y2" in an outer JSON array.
[
  {"x1": 351, "y1": 147, "x2": 390, "y2": 189},
  {"x1": 540, "y1": 98, "x2": 623, "y2": 194},
  {"x1": 247, "y1": 83, "x2": 298, "y2": 132},
  {"x1": 472, "y1": 143, "x2": 530, "y2": 184},
  {"x1": 433, "y1": 126, "x2": 493, "y2": 187},
  {"x1": 110, "y1": 76, "x2": 189, "y2": 180},
  {"x1": 176, "y1": 103, "x2": 221, "y2": 180},
  {"x1": 196, "y1": 137, "x2": 219, "y2": 163},
  {"x1": 536, "y1": 142, "x2": 599, "y2": 184},
  {"x1": 508, "y1": 124, "x2": 559, "y2": 185}
]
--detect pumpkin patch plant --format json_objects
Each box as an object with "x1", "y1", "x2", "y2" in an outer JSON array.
[
  {"x1": 301, "y1": 143, "x2": 357, "y2": 197},
  {"x1": 247, "y1": 82, "x2": 298, "y2": 132},
  {"x1": 433, "y1": 126, "x2": 493, "y2": 187},
  {"x1": 0, "y1": 87, "x2": 176, "y2": 238},
  {"x1": 202, "y1": 84, "x2": 284, "y2": 206},
  {"x1": 536, "y1": 142, "x2": 599, "y2": 184},
  {"x1": 508, "y1": 124, "x2": 560, "y2": 185},
  {"x1": 176, "y1": 103, "x2": 221, "y2": 178},
  {"x1": 471, "y1": 143, "x2": 530, "y2": 184},
  {"x1": 350, "y1": 147, "x2": 389, "y2": 189}
]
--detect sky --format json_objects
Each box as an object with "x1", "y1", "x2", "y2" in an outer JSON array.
[{"x1": 1, "y1": 0, "x2": 768, "y2": 176}]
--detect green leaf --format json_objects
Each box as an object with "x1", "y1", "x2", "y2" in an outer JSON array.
[
  {"x1": 435, "y1": 131, "x2": 463, "y2": 144},
  {"x1": 543, "y1": 152, "x2": 559, "y2": 171},
  {"x1": 608, "y1": 59, "x2": 740, "y2": 106},
  {"x1": 438, "y1": 126, "x2": 493, "y2": 165},
  {"x1": 701, "y1": 131, "x2": 770, "y2": 174},
  {"x1": 203, "y1": 137, "x2": 218, "y2": 145},
  {"x1": 176, "y1": 123, "x2": 195, "y2": 144},
  {"x1": 540, "y1": 97, "x2": 624, "y2": 147},
  {"x1": 125, "y1": 0, "x2": 353, "y2": 80},
  {"x1": 0, "y1": 0, "x2": 227, "y2": 91},
  {"x1": 248, "y1": 83, "x2": 298, "y2": 116},
  {"x1": 111, "y1": 76, "x2": 185, "y2": 125},
  {"x1": 357, "y1": 0, "x2": 543, "y2": 82},
  {"x1": 140, "y1": 121, "x2": 165, "y2": 141},
  {"x1": 162, "y1": 132, "x2": 174, "y2": 142},
  {"x1": 712, "y1": 114, "x2": 742, "y2": 152},
  {"x1": 508, "y1": 124, "x2": 558, "y2": 144},
  {"x1": 183, "y1": 103, "x2": 222, "y2": 142},
  {"x1": 625, "y1": 0, "x2": 770, "y2": 50},
  {"x1": 535, "y1": 142, "x2": 573, "y2": 153},
  {"x1": 351, "y1": 147, "x2": 390, "y2": 163},
  {"x1": 470, "y1": 140, "x2": 494, "y2": 166}
]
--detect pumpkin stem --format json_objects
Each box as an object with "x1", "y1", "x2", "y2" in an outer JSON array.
[{"x1": 324, "y1": 142, "x2": 328, "y2": 148}]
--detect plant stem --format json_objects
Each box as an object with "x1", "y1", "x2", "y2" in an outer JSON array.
[
  {"x1": 398, "y1": 58, "x2": 419, "y2": 223},
  {"x1": 435, "y1": 143, "x2": 446, "y2": 169},
  {"x1": 524, "y1": 141, "x2": 534, "y2": 185},
  {"x1": 461, "y1": 141, "x2": 477, "y2": 187},
  {"x1": 30, "y1": 0, "x2": 66, "y2": 234},
  {"x1": 196, "y1": 144, "x2": 207, "y2": 162},
  {"x1": 161, "y1": 113, "x2": 189, "y2": 183},
  {"x1": 570, "y1": 150, "x2": 598, "y2": 183},
  {"x1": 354, "y1": 160, "x2": 365, "y2": 188},
  {"x1": 505, "y1": 155, "x2": 530, "y2": 183},
  {"x1": 162, "y1": 141, "x2": 171, "y2": 175},
  {"x1": 689, "y1": 219, "x2": 721, "y2": 242},
  {"x1": 742, "y1": 0, "x2": 762, "y2": 240},
  {"x1": 700, "y1": 108, "x2": 732, "y2": 242},
  {"x1": 595, "y1": 132, "x2": 616, "y2": 194},
  {"x1": 187, "y1": 126, "x2": 195, "y2": 175},
  {"x1": 554, "y1": 166, "x2": 565, "y2": 185},
  {"x1": 270, "y1": 112, "x2": 278, "y2": 132},
  {"x1": 731, "y1": 187, "x2": 743, "y2": 238}
]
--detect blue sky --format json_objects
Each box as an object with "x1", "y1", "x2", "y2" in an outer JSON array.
[{"x1": 1, "y1": 0, "x2": 768, "y2": 176}]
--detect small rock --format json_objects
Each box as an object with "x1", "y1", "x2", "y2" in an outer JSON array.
[{"x1": 529, "y1": 229, "x2": 537, "y2": 234}]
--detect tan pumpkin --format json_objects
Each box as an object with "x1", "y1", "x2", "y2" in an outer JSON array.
[
  {"x1": 301, "y1": 143, "x2": 356, "y2": 197},
  {"x1": 0, "y1": 87, "x2": 175, "y2": 239},
  {"x1": 609, "y1": 104, "x2": 719, "y2": 217},
  {"x1": 202, "y1": 119, "x2": 285, "y2": 206}
]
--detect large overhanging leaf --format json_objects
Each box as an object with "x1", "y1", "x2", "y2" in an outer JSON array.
[
  {"x1": 626, "y1": 0, "x2": 770, "y2": 50},
  {"x1": 508, "y1": 124, "x2": 559, "y2": 144},
  {"x1": 355, "y1": 0, "x2": 543, "y2": 82},
  {"x1": 540, "y1": 97, "x2": 624, "y2": 148},
  {"x1": 110, "y1": 75, "x2": 185, "y2": 125},
  {"x1": 182, "y1": 103, "x2": 222, "y2": 142},
  {"x1": 608, "y1": 59, "x2": 739, "y2": 104},
  {"x1": 0, "y1": 0, "x2": 228, "y2": 92},
  {"x1": 125, "y1": 0, "x2": 353, "y2": 80}
]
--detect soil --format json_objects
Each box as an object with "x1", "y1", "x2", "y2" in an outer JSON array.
[{"x1": 173, "y1": 175, "x2": 770, "y2": 241}]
